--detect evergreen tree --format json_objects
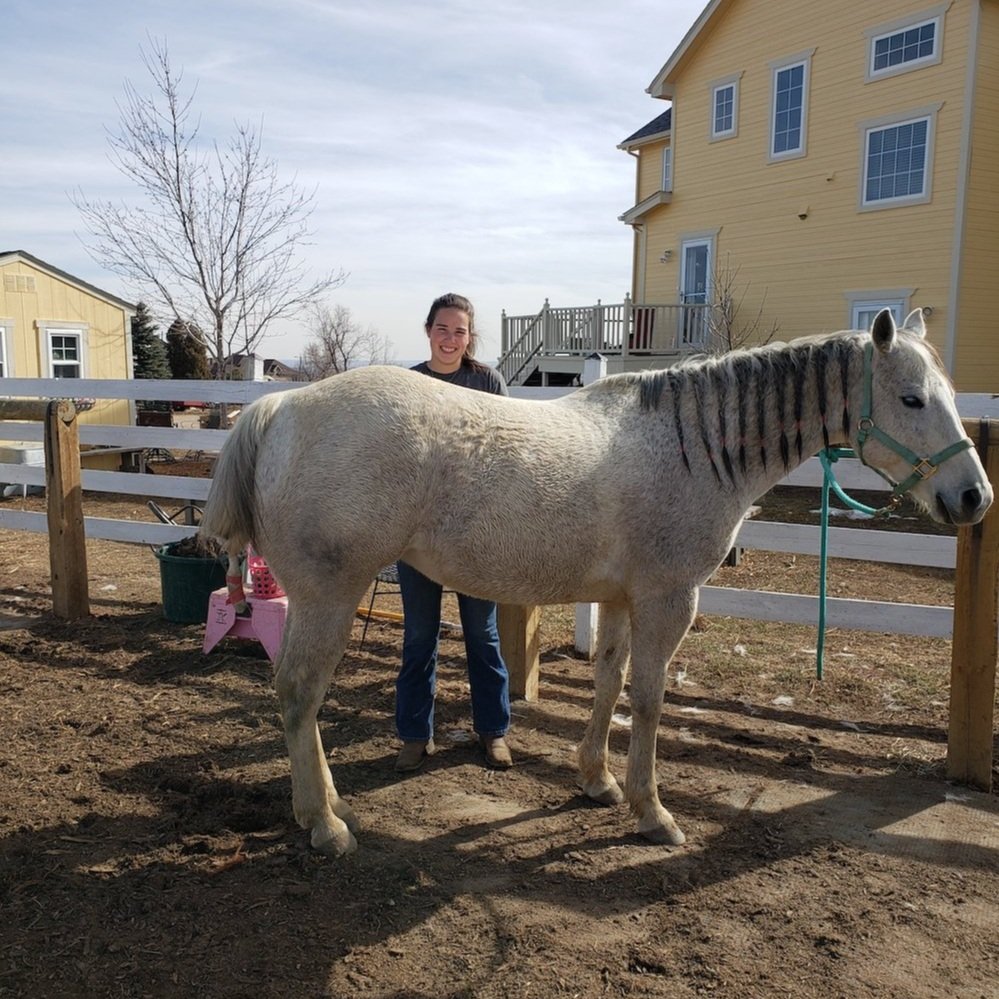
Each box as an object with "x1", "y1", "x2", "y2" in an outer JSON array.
[
  {"x1": 131, "y1": 302, "x2": 171, "y2": 379},
  {"x1": 166, "y1": 320, "x2": 211, "y2": 379}
]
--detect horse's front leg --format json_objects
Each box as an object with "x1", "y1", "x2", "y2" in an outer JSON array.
[
  {"x1": 577, "y1": 602, "x2": 630, "y2": 805},
  {"x1": 626, "y1": 590, "x2": 698, "y2": 846},
  {"x1": 274, "y1": 601, "x2": 361, "y2": 857}
]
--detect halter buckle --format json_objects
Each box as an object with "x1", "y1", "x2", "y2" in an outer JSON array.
[{"x1": 913, "y1": 458, "x2": 938, "y2": 480}]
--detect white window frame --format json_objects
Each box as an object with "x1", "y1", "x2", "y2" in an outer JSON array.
[
  {"x1": 845, "y1": 291, "x2": 913, "y2": 331},
  {"x1": 858, "y1": 105, "x2": 939, "y2": 211},
  {"x1": 866, "y1": 7, "x2": 945, "y2": 83},
  {"x1": 709, "y1": 72, "x2": 742, "y2": 141},
  {"x1": 661, "y1": 146, "x2": 672, "y2": 192},
  {"x1": 36, "y1": 322, "x2": 89, "y2": 379},
  {"x1": 768, "y1": 51, "x2": 813, "y2": 162},
  {"x1": 0, "y1": 320, "x2": 11, "y2": 378}
]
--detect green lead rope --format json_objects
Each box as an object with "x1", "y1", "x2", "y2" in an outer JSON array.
[{"x1": 816, "y1": 447, "x2": 883, "y2": 680}]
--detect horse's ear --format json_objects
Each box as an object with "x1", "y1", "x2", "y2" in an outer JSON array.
[
  {"x1": 901, "y1": 308, "x2": 927, "y2": 338},
  {"x1": 871, "y1": 308, "x2": 897, "y2": 353}
]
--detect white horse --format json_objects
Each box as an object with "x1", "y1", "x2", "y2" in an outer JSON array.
[{"x1": 199, "y1": 309, "x2": 991, "y2": 856}]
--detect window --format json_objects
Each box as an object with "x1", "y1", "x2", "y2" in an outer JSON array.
[
  {"x1": 661, "y1": 146, "x2": 672, "y2": 191},
  {"x1": 709, "y1": 73, "x2": 741, "y2": 141},
  {"x1": 867, "y1": 10, "x2": 943, "y2": 81},
  {"x1": 845, "y1": 290, "x2": 913, "y2": 331},
  {"x1": 714, "y1": 86, "x2": 734, "y2": 134},
  {"x1": 37, "y1": 323, "x2": 88, "y2": 378},
  {"x1": 861, "y1": 111, "x2": 936, "y2": 208},
  {"x1": 852, "y1": 299, "x2": 905, "y2": 331},
  {"x1": 50, "y1": 333, "x2": 82, "y2": 378},
  {"x1": 769, "y1": 53, "x2": 812, "y2": 161}
]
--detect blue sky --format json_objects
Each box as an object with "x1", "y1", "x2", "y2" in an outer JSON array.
[{"x1": 5, "y1": 0, "x2": 704, "y2": 363}]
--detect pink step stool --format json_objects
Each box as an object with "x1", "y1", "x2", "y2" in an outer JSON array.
[{"x1": 202, "y1": 588, "x2": 289, "y2": 661}]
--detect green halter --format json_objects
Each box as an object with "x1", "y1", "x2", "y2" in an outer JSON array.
[{"x1": 855, "y1": 340, "x2": 973, "y2": 504}]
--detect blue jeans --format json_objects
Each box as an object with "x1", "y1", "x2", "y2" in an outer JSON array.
[{"x1": 395, "y1": 560, "x2": 511, "y2": 742}]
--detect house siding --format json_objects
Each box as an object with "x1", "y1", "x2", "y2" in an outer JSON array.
[
  {"x1": 630, "y1": 0, "x2": 987, "y2": 382},
  {"x1": 954, "y1": 0, "x2": 999, "y2": 390}
]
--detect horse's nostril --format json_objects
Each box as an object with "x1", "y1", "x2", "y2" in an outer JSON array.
[{"x1": 962, "y1": 487, "x2": 983, "y2": 513}]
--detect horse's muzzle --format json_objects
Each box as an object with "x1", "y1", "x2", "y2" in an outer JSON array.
[{"x1": 938, "y1": 484, "x2": 993, "y2": 526}]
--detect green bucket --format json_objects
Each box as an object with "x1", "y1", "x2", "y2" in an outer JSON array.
[{"x1": 154, "y1": 542, "x2": 229, "y2": 624}]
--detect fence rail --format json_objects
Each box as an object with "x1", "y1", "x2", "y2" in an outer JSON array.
[
  {"x1": 2, "y1": 378, "x2": 998, "y2": 635},
  {"x1": 4, "y1": 376, "x2": 994, "y2": 790}
]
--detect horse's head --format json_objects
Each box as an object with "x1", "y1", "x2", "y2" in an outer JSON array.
[{"x1": 855, "y1": 309, "x2": 992, "y2": 525}]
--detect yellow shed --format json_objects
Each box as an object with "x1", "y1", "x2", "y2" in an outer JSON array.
[{"x1": 0, "y1": 250, "x2": 136, "y2": 429}]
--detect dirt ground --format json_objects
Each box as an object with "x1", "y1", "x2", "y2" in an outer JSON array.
[{"x1": 0, "y1": 487, "x2": 997, "y2": 999}]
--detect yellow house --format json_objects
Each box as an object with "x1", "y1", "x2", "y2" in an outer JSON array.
[
  {"x1": 0, "y1": 250, "x2": 136, "y2": 426},
  {"x1": 618, "y1": 0, "x2": 999, "y2": 391}
]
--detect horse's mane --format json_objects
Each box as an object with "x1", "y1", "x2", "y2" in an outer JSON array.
[{"x1": 600, "y1": 330, "x2": 870, "y2": 481}]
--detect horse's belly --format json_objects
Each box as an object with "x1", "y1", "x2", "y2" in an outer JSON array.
[{"x1": 400, "y1": 545, "x2": 628, "y2": 606}]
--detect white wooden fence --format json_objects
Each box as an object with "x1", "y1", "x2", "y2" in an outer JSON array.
[{"x1": 1, "y1": 377, "x2": 998, "y2": 640}]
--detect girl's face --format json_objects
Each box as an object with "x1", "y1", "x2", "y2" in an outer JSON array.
[{"x1": 426, "y1": 307, "x2": 471, "y2": 373}]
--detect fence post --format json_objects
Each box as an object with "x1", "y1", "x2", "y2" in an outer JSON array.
[
  {"x1": 947, "y1": 418, "x2": 999, "y2": 790},
  {"x1": 498, "y1": 603, "x2": 541, "y2": 701},
  {"x1": 44, "y1": 399, "x2": 90, "y2": 619}
]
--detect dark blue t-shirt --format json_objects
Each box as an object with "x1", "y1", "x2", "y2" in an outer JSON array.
[{"x1": 410, "y1": 361, "x2": 509, "y2": 397}]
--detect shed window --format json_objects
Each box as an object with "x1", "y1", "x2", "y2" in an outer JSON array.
[{"x1": 50, "y1": 331, "x2": 82, "y2": 378}]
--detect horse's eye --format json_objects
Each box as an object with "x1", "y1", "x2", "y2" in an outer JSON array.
[{"x1": 901, "y1": 395, "x2": 925, "y2": 409}]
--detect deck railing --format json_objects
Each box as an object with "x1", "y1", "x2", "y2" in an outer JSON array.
[{"x1": 499, "y1": 296, "x2": 716, "y2": 384}]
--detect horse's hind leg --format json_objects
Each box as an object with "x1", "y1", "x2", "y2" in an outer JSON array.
[
  {"x1": 274, "y1": 598, "x2": 361, "y2": 857},
  {"x1": 626, "y1": 590, "x2": 698, "y2": 846},
  {"x1": 577, "y1": 602, "x2": 630, "y2": 806}
]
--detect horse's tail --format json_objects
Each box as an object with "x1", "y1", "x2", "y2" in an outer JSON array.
[{"x1": 198, "y1": 393, "x2": 286, "y2": 554}]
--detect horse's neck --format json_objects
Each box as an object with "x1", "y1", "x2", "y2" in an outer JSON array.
[
  {"x1": 667, "y1": 338, "x2": 859, "y2": 505},
  {"x1": 741, "y1": 402, "x2": 841, "y2": 500}
]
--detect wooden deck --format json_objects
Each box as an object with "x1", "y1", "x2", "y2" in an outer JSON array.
[{"x1": 498, "y1": 297, "x2": 715, "y2": 386}]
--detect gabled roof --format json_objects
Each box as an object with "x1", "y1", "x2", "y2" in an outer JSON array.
[
  {"x1": 0, "y1": 250, "x2": 137, "y2": 312},
  {"x1": 618, "y1": 108, "x2": 672, "y2": 150},
  {"x1": 647, "y1": 0, "x2": 732, "y2": 99}
]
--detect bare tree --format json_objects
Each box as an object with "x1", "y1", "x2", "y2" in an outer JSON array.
[
  {"x1": 707, "y1": 254, "x2": 780, "y2": 352},
  {"x1": 75, "y1": 39, "x2": 344, "y2": 373},
  {"x1": 299, "y1": 303, "x2": 395, "y2": 381}
]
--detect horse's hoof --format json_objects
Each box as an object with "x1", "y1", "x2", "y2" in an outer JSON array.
[
  {"x1": 583, "y1": 781, "x2": 625, "y2": 806},
  {"x1": 637, "y1": 820, "x2": 686, "y2": 846},
  {"x1": 311, "y1": 823, "x2": 358, "y2": 857}
]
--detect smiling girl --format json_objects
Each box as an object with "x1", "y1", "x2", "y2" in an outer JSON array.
[{"x1": 395, "y1": 293, "x2": 513, "y2": 771}]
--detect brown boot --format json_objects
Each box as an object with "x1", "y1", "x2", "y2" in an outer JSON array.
[
  {"x1": 479, "y1": 735, "x2": 513, "y2": 770},
  {"x1": 395, "y1": 738, "x2": 436, "y2": 772}
]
